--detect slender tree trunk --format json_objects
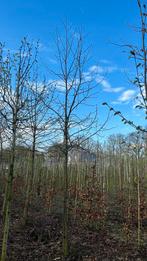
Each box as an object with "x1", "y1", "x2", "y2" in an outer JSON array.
[
  {"x1": 1, "y1": 127, "x2": 16, "y2": 261},
  {"x1": 137, "y1": 154, "x2": 141, "y2": 247},
  {"x1": 63, "y1": 123, "x2": 69, "y2": 258},
  {"x1": 23, "y1": 132, "x2": 36, "y2": 224},
  {"x1": 0, "y1": 132, "x2": 3, "y2": 175}
]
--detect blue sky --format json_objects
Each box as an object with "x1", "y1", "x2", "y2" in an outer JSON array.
[{"x1": 0, "y1": 0, "x2": 145, "y2": 139}]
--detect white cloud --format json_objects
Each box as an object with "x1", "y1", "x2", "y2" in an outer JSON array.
[
  {"x1": 101, "y1": 80, "x2": 124, "y2": 93},
  {"x1": 89, "y1": 64, "x2": 124, "y2": 74},
  {"x1": 47, "y1": 62, "x2": 125, "y2": 94},
  {"x1": 89, "y1": 65, "x2": 104, "y2": 74},
  {"x1": 105, "y1": 66, "x2": 120, "y2": 73},
  {"x1": 111, "y1": 87, "x2": 124, "y2": 93},
  {"x1": 118, "y1": 90, "x2": 136, "y2": 102},
  {"x1": 87, "y1": 63, "x2": 125, "y2": 93},
  {"x1": 83, "y1": 72, "x2": 93, "y2": 81},
  {"x1": 51, "y1": 79, "x2": 80, "y2": 92},
  {"x1": 95, "y1": 76, "x2": 124, "y2": 93},
  {"x1": 52, "y1": 80, "x2": 66, "y2": 91}
]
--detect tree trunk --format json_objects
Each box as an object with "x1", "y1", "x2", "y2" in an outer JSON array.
[
  {"x1": 63, "y1": 128, "x2": 69, "y2": 258},
  {"x1": 1, "y1": 129, "x2": 16, "y2": 261},
  {"x1": 23, "y1": 133, "x2": 36, "y2": 224}
]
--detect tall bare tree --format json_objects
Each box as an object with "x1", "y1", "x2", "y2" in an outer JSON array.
[
  {"x1": 48, "y1": 24, "x2": 101, "y2": 258},
  {"x1": 0, "y1": 38, "x2": 38, "y2": 261},
  {"x1": 23, "y1": 75, "x2": 54, "y2": 223}
]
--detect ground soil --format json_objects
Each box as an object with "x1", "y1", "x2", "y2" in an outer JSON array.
[{"x1": 0, "y1": 194, "x2": 147, "y2": 261}]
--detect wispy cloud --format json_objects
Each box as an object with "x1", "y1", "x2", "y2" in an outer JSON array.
[
  {"x1": 89, "y1": 65, "x2": 105, "y2": 74},
  {"x1": 87, "y1": 63, "x2": 125, "y2": 93},
  {"x1": 100, "y1": 79, "x2": 124, "y2": 93},
  {"x1": 50, "y1": 80, "x2": 66, "y2": 91},
  {"x1": 50, "y1": 79, "x2": 80, "y2": 92},
  {"x1": 48, "y1": 62, "x2": 125, "y2": 94},
  {"x1": 111, "y1": 90, "x2": 137, "y2": 105},
  {"x1": 118, "y1": 89, "x2": 136, "y2": 102},
  {"x1": 89, "y1": 64, "x2": 125, "y2": 74},
  {"x1": 94, "y1": 75, "x2": 124, "y2": 93}
]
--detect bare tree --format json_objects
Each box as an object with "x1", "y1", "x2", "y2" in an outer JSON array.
[
  {"x1": 102, "y1": 2, "x2": 146, "y2": 246},
  {"x1": 47, "y1": 24, "x2": 102, "y2": 258},
  {"x1": 0, "y1": 38, "x2": 38, "y2": 261},
  {"x1": 22, "y1": 75, "x2": 54, "y2": 224}
]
